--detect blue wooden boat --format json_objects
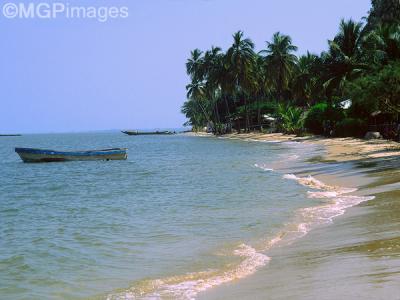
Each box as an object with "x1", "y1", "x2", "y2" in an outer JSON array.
[
  {"x1": 0, "y1": 134, "x2": 21, "y2": 136},
  {"x1": 122, "y1": 130, "x2": 175, "y2": 136},
  {"x1": 15, "y1": 147, "x2": 127, "y2": 163}
]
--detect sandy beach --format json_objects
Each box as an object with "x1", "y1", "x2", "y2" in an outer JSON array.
[
  {"x1": 190, "y1": 131, "x2": 400, "y2": 194},
  {"x1": 218, "y1": 132, "x2": 400, "y2": 162},
  {"x1": 193, "y1": 132, "x2": 400, "y2": 300}
]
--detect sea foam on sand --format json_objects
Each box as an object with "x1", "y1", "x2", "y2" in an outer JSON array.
[
  {"x1": 283, "y1": 173, "x2": 374, "y2": 230},
  {"x1": 108, "y1": 243, "x2": 270, "y2": 300},
  {"x1": 107, "y1": 174, "x2": 374, "y2": 300}
]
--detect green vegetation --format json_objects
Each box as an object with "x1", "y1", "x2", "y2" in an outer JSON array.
[
  {"x1": 182, "y1": 0, "x2": 400, "y2": 139},
  {"x1": 304, "y1": 103, "x2": 329, "y2": 135},
  {"x1": 335, "y1": 118, "x2": 368, "y2": 137},
  {"x1": 276, "y1": 104, "x2": 306, "y2": 135},
  {"x1": 347, "y1": 62, "x2": 400, "y2": 116}
]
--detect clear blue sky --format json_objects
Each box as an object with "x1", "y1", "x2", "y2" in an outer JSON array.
[{"x1": 0, "y1": 0, "x2": 371, "y2": 133}]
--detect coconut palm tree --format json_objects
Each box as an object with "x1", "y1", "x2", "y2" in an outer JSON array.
[
  {"x1": 363, "y1": 24, "x2": 400, "y2": 65},
  {"x1": 322, "y1": 19, "x2": 366, "y2": 98},
  {"x1": 251, "y1": 54, "x2": 272, "y2": 127},
  {"x1": 260, "y1": 32, "x2": 298, "y2": 102},
  {"x1": 293, "y1": 52, "x2": 321, "y2": 106},
  {"x1": 186, "y1": 49, "x2": 204, "y2": 82},
  {"x1": 366, "y1": 0, "x2": 400, "y2": 31},
  {"x1": 181, "y1": 99, "x2": 207, "y2": 131},
  {"x1": 203, "y1": 47, "x2": 226, "y2": 127},
  {"x1": 226, "y1": 31, "x2": 256, "y2": 132},
  {"x1": 276, "y1": 103, "x2": 306, "y2": 135},
  {"x1": 185, "y1": 80, "x2": 211, "y2": 125}
]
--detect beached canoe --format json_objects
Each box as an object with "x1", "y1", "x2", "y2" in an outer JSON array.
[
  {"x1": 15, "y1": 147, "x2": 127, "y2": 163},
  {"x1": 121, "y1": 130, "x2": 175, "y2": 136}
]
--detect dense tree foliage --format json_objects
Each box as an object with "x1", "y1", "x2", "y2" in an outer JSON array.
[
  {"x1": 347, "y1": 62, "x2": 400, "y2": 115},
  {"x1": 366, "y1": 0, "x2": 400, "y2": 31},
  {"x1": 182, "y1": 0, "x2": 400, "y2": 139}
]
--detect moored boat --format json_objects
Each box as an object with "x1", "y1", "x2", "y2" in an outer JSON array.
[
  {"x1": 121, "y1": 130, "x2": 175, "y2": 136},
  {"x1": 0, "y1": 134, "x2": 21, "y2": 136},
  {"x1": 15, "y1": 147, "x2": 127, "y2": 163}
]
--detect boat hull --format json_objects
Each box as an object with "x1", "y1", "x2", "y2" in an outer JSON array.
[
  {"x1": 0, "y1": 134, "x2": 21, "y2": 137},
  {"x1": 122, "y1": 130, "x2": 174, "y2": 136},
  {"x1": 15, "y1": 148, "x2": 127, "y2": 163}
]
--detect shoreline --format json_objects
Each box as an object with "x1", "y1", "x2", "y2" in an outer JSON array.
[
  {"x1": 114, "y1": 131, "x2": 399, "y2": 300},
  {"x1": 189, "y1": 131, "x2": 400, "y2": 193},
  {"x1": 205, "y1": 132, "x2": 400, "y2": 163},
  {"x1": 192, "y1": 132, "x2": 400, "y2": 300}
]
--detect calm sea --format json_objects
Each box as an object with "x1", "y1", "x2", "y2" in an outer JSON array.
[{"x1": 0, "y1": 133, "x2": 376, "y2": 299}]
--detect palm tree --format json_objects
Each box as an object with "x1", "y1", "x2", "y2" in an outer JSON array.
[
  {"x1": 252, "y1": 54, "x2": 271, "y2": 127},
  {"x1": 366, "y1": 0, "x2": 400, "y2": 31},
  {"x1": 260, "y1": 32, "x2": 298, "y2": 102},
  {"x1": 181, "y1": 99, "x2": 207, "y2": 131},
  {"x1": 363, "y1": 24, "x2": 400, "y2": 65},
  {"x1": 185, "y1": 80, "x2": 211, "y2": 125},
  {"x1": 293, "y1": 52, "x2": 320, "y2": 107},
  {"x1": 226, "y1": 31, "x2": 256, "y2": 132},
  {"x1": 322, "y1": 19, "x2": 365, "y2": 98},
  {"x1": 203, "y1": 46, "x2": 223, "y2": 82},
  {"x1": 203, "y1": 47, "x2": 224, "y2": 127},
  {"x1": 276, "y1": 103, "x2": 306, "y2": 135},
  {"x1": 186, "y1": 49, "x2": 204, "y2": 82},
  {"x1": 330, "y1": 19, "x2": 364, "y2": 59},
  {"x1": 186, "y1": 47, "x2": 230, "y2": 133}
]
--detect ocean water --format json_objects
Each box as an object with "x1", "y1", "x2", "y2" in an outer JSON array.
[{"x1": 0, "y1": 133, "x2": 376, "y2": 299}]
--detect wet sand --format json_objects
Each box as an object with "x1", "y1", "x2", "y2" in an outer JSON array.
[{"x1": 197, "y1": 133, "x2": 400, "y2": 300}]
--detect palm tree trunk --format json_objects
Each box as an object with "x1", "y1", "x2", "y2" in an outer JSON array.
[
  {"x1": 197, "y1": 100, "x2": 211, "y2": 125},
  {"x1": 224, "y1": 95, "x2": 230, "y2": 118},
  {"x1": 232, "y1": 96, "x2": 241, "y2": 133},
  {"x1": 278, "y1": 75, "x2": 283, "y2": 102},
  {"x1": 257, "y1": 95, "x2": 262, "y2": 130},
  {"x1": 244, "y1": 97, "x2": 250, "y2": 132},
  {"x1": 214, "y1": 102, "x2": 221, "y2": 134},
  {"x1": 223, "y1": 95, "x2": 231, "y2": 133}
]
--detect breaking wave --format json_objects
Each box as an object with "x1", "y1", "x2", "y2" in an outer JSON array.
[
  {"x1": 254, "y1": 163, "x2": 274, "y2": 171},
  {"x1": 282, "y1": 173, "x2": 374, "y2": 234},
  {"x1": 107, "y1": 174, "x2": 374, "y2": 300},
  {"x1": 107, "y1": 244, "x2": 270, "y2": 300}
]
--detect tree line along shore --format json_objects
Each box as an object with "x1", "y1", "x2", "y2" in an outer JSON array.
[{"x1": 181, "y1": 0, "x2": 400, "y2": 140}]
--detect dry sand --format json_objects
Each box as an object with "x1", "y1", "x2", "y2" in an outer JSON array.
[{"x1": 218, "y1": 132, "x2": 400, "y2": 163}]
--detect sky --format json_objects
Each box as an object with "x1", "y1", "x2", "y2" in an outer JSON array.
[{"x1": 0, "y1": 0, "x2": 371, "y2": 133}]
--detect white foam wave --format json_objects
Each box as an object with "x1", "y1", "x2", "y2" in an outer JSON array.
[
  {"x1": 259, "y1": 140, "x2": 282, "y2": 143},
  {"x1": 266, "y1": 194, "x2": 375, "y2": 248},
  {"x1": 288, "y1": 154, "x2": 299, "y2": 160},
  {"x1": 307, "y1": 191, "x2": 339, "y2": 198},
  {"x1": 260, "y1": 232, "x2": 286, "y2": 251},
  {"x1": 300, "y1": 195, "x2": 375, "y2": 225},
  {"x1": 282, "y1": 174, "x2": 298, "y2": 180},
  {"x1": 279, "y1": 154, "x2": 299, "y2": 161},
  {"x1": 339, "y1": 187, "x2": 359, "y2": 194},
  {"x1": 109, "y1": 175, "x2": 374, "y2": 300},
  {"x1": 297, "y1": 223, "x2": 310, "y2": 235},
  {"x1": 254, "y1": 163, "x2": 274, "y2": 171},
  {"x1": 282, "y1": 141, "x2": 301, "y2": 146},
  {"x1": 283, "y1": 174, "x2": 329, "y2": 190},
  {"x1": 108, "y1": 244, "x2": 269, "y2": 300},
  {"x1": 282, "y1": 173, "x2": 375, "y2": 238},
  {"x1": 283, "y1": 174, "x2": 358, "y2": 196},
  {"x1": 307, "y1": 187, "x2": 358, "y2": 199},
  {"x1": 267, "y1": 234, "x2": 283, "y2": 247}
]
